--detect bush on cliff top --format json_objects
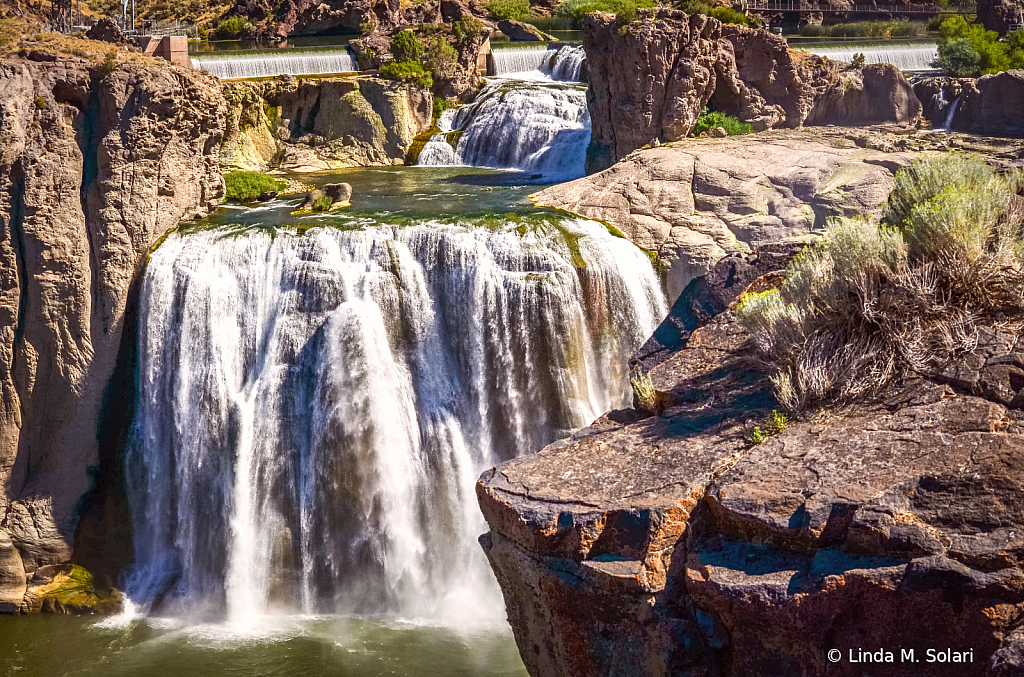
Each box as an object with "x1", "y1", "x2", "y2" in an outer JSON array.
[
  {"x1": 736, "y1": 154, "x2": 1024, "y2": 413},
  {"x1": 380, "y1": 60, "x2": 433, "y2": 88},
  {"x1": 484, "y1": 0, "x2": 532, "y2": 21},
  {"x1": 390, "y1": 29, "x2": 425, "y2": 63},
  {"x1": 225, "y1": 171, "x2": 287, "y2": 202},
  {"x1": 933, "y1": 17, "x2": 1024, "y2": 76},
  {"x1": 552, "y1": 0, "x2": 655, "y2": 29},
  {"x1": 215, "y1": 16, "x2": 251, "y2": 39}
]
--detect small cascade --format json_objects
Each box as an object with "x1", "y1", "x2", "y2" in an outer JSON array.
[
  {"x1": 127, "y1": 218, "x2": 666, "y2": 623},
  {"x1": 489, "y1": 43, "x2": 585, "y2": 81},
  {"x1": 800, "y1": 41, "x2": 938, "y2": 71},
  {"x1": 541, "y1": 44, "x2": 585, "y2": 82},
  {"x1": 418, "y1": 78, "x2": 590, "y2": 180},
  {"x1": 190, "y1": 47, "x2": 358, "y2": 80},
  {"x1": 489, "y1": 44, "x2": 551, "y2": 75},
  {"x1": 942, "y1": 94, "x2": 961, "y2": 129}
]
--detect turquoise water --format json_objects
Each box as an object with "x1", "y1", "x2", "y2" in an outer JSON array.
[{"x1": 0, "y1": 614, "x2": 528, "y2": 677}]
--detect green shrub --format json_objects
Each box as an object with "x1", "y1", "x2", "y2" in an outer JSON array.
[
  {"x1": 484, "y1": 0, "x2": 532, "y2": 21},
  {"x1": 736, "y1": 154, "x2": 1024, "y2": 412},
  {"x1": 693, "y1": 108, "x2": 752, "y2": 136},
  {"x1": 425, "y1": 36, "x2": 458, "y2": 79},
  {"x1": 708, "y1": 6, "x2": 751, "y2": 26},
  {"x1": 630, "y1": 368, "x2": 658, "y2": 413},
  {"x1": 933, "y1": 17, "x2": 1024, "y2": 76},
  {"x1": 552, "y1": 0, "x2": 654, "y2": 29},
  {"x1": 215, "y1": 16, "x2": 251, "y2": 39},
  {"x1": 521, "y1": 14, "x2": 574, "y2": 30},
  {"x1": 359, "y1": 19, "x2": 377, "y2": 34},
  {"x1": 311, "y1": 195, "x2": 333, "y2": 212},
  {"x1": 99, "y1": 50, "x2": 118, "y2": 77},
  {"x1": 390, "y1": 29, "x2": 424, "y2": 63},
  {"x1": 35, "y1": 96, "x2": 46, "y2": 109},
  {"x1": 452, "y1": 16, "x2": 484, "y2": 42},
  {"x1": 749, "y1": 410, "x2": 788, "y2": 445},
  {"x1": 432, "y1": 96, "x2": 452, "y2": 120},
  {"x1": 224, "y1": 171, "x2": 287, "y2": 201},
  {"x1": 800, "y1": 20, "x2": 926, "y2": 38},
  {"x1": 380, "y1": 60, "x2": 433, "y2": 88}
]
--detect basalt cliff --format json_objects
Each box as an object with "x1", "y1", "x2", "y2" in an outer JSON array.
[
  {"x1": 478, "y1": 247, "x2": 1024, "y2": 677},
  {"x1": 0, "y1": 48, "x2": 226, "y2": 612}
]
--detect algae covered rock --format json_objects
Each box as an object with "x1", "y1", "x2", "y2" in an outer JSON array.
[{"x1": 22, "y1": 564, "x2": 124, "y2": 615}]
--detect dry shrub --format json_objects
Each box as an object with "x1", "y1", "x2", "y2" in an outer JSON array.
[{"x1": 737, "y1": 154, "x2": 1024, "y2": 412}]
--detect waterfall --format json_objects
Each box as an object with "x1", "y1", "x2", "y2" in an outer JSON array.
[
  {"x1": 190, "y1": 47, "x2": 358, "y2": 80},
  {"x1": 126, "y1": 217, "x2": 666, "y2": 624},
  {"x1": 489, "y1": 43, "x2": 585, "y2": 81},
  {"x1": 417, "y1": 78, "x2": 591, "y2": 180},
  {"x1": 800, "y1": 41, "x2": 938, "y2": 71}
]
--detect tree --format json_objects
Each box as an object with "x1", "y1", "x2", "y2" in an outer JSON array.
[
  {"x1": 425, "y1": 36, "x2": 458, "y2": 78},
  {"x1": 390, "y1": 29, "x2": 424, "y2": 63}
]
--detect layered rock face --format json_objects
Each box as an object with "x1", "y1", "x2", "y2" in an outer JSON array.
[
  {"x1": 914, "y1": 72, "x2": 1024, "y2": 136},
  {"x1": 0, "y1": 52, "x2": 225, "y2": 611},
  {"x1": 478, "y1": 250, "x2": 1024, "y2": 677},
  {"x1": 584, "y1": 10, "x2": 920, "y2": 173},
  {"x1": 533, "y1": 130, "x2": 912, "y2": 300},
  {"x1": 221, "y1": 75, "x2": 432, "y2": 172}
]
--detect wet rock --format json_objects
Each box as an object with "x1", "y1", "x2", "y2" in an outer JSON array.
[
  {"x1": 0, "y1": 530, "x2": 25, "y2": 614},
  {"x1": 951, "y1": 70, "x2": 1024, "y2": 137},
  {"x1": 324, "y1": 182, "x2": 353, "y2": 208}
]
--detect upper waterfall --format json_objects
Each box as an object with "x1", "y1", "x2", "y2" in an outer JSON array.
[
  {"x1": 489, "y1": 43, "x2": 585, "y2": 81},
  {"x1": 798, "y1": 41, "x2": 938, "y2": 71},
  {"x1": 126, "y1": 216, "x2": 666, "y2": 623},
  {"x1": 190, "y1": 47, "x2": 359, "y2": 79}
]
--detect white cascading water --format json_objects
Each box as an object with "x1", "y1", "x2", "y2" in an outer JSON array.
[
  {"x1": 800, "y1": 41, "x2": 938, "y2": 71},
  {"x1": 126, "y1": 218, "x2": 666, "y2": 624},
  {"x1": 418, "y1": 46, "x2": 590, "y2": 180},
  {"x1": 490, "y1": 44, "x2": 585, "y2": 81},
  {"x1": 190, "y1": 47, "x2": 358, "y2": 80}
]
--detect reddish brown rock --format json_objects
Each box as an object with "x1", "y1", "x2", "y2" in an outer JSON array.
[{"x1": 478, "y1": 251, "x2": 1024, "y2": 677}]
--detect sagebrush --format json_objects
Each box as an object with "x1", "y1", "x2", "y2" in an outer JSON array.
[
  {"x1": 224, "y1": 171, "x2": 286, "y2": 202},
  {"x1": 736, "y1": 154, "x2": 1024, "y2": 413}
]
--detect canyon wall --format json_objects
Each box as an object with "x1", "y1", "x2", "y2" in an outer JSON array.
[
  {"x1": 584, "y1": 10, "x2": 921, "y2": 173},
  {"x1": 0, "y1": 50, "x2": 225, "y2": 612},
  {"x1": 478, "y1": 249, "x2": 1024, "y2": 677},
  {"x1": 221, "y1": 75, "x2": 432, "y2": 172}
]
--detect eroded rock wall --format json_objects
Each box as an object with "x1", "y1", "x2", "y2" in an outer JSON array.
[
  {"x1": 221, "y1": 75, "x2": 433, "y2": 172},
  {"x1": 0, "y1": 53, "x2": 225, "y2": 611},
  {"x1": 478, "y1": 250, "x2": 1024, "y2": 677},
  {"x1": 584, "y1": 10, "x2": 921, "y2": 173}
]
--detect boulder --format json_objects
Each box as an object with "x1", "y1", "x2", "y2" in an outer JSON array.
[
  {"x1": 298, "y1": 189, "x2": 326, "y2": 211},
  {"x1": 85, "y1": 17, "x2": 128, "y2": 44},
  {"x1": 478, "y1": 250, "x2": 1024, "y2": 677},
  {"x1": 323, "y1": 182, "x2": 353, "y2": 208},
  {"x1": 497, "y1": 19, "x2": 545, "y2": 41},
  {"x1": 951, "y1": 70, "x2": 1024, "y2": 137}
]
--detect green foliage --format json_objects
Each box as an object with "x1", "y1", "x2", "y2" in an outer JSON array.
[
  {"x1": 851, "y1": 52, "x2": 866, "y2": 67},
  {"x1": 359, "y1": 19, "x2": 377, "y2": 34},
  {"x1": 390, "y1": 29, "x2": 424, "y2": 63},
  {"x1": 799, "y1": 20, "x2": 926, "y2": 38},
  {"x1": 216, "y1": 16, "x2": 251, "y2": 39},
  {"x1": 693, "y1": 108, "x2": 753, "y2": 136},
  {"x1": 552, "y1": 0, "x2": 654, "y2": 29},
  {"x1": 452, "y1": 16, "x2": 484, "y2": 42},
  {"x1": 707, "y1": 6, "x2": 751, "y2": 26},
  {"x1": 224, "y1": 171, "x2": 287, "y2": 202},
  {"x1": 748, "y1": 410, "x2": 789, "y2": 445},
  {"x1": 35, "y1": 96, "x2": 46, "y2": 109},
  {"x1": 380, "y1": 60, "x2": 433, "y2": 88},
  {"x1": 99, "y1": 50, "x2": 118, "y2": 77},
  {"x1": 425, "y1": 36, "x2": 458, "y2": 79},
  {"x1": 312, "y1": 195, "x2": 333, "y2": 212},
  {"x1": 736, "y1": 154, "x2": 1024, "y2": 412},
  {"x1": 483, "y1": 0, "x2": 532, "y2": 21},
  {"x1": 432, "y1": 96, "x2": 452, "y2": 120},
  {"x1": 933, "y1": 17, "x2": 1024, "y2": 76},
  {"x1": 521, "y1": 14, "x2": 574, "y2": 30},
  {"x1": 630, "y1": 367, "x2": 658, "y2": 413}
]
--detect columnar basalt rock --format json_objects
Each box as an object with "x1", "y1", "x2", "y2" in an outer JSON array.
[
  {"x1": 0, "y1": 52, "x2": 226, "y2": 611},
  {"x1": 584, "y1": 10, "x2": 921, "y2": 173},
  {"x1": 478, "y1": 250, "x2": 1024, "y2": 677}
]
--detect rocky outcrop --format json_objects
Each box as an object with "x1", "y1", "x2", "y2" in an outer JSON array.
[
  {"x1": 914, "y1": 72, "x2": 1024, "y2": 137},
  {"x1": 0, "y1": 51, "x2": 225, "y2": 611},
  {"x1": 498, "y1": 19, "x2": 545, "y2": 41},
  {"x1": 478, "y1": 249, "x2": 1024, "y2": 677},
  {"x1": 221, "y1": 75, "x2": 432, "y2": 172},
  {"x1": 533, "y1": 129, "x2": 914, "y2": 300},
  {"x1": 584, "y1": 10, "x2": 921, "y2": 173},
  {"x1": 977, "y1": 0, "x2": 1024, "y2": 34},
  {"x1": 85, "y1": 18, "x2": 129, "y2": 45}
]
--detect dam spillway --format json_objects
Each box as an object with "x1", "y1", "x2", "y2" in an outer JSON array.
[{"x1": 190, "y1": 46, "x2": 359, "y2": 80}]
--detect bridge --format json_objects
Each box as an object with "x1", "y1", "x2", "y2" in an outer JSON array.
[{"x1": 740, "y1": 0, "x2": 972, "y2": 13}]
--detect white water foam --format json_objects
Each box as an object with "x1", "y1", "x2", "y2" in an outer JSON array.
[
  {"x1": 191, "y1": 47, "x2": 358, "y2": 80},
  {"x1": 799, "y1": 41, "x2": 938, "y2": 71}
]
